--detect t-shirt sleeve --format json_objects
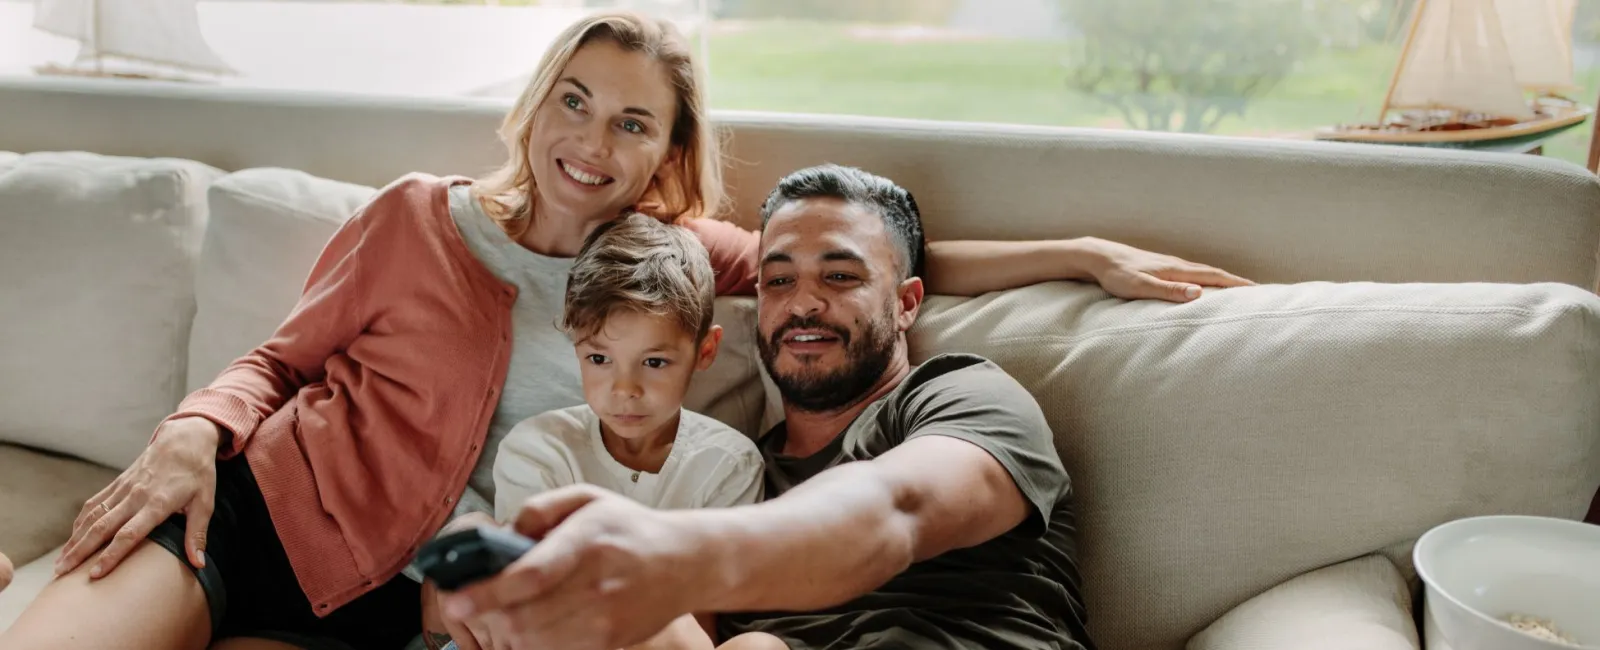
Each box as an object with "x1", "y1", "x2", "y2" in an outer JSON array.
[
  {"x1": 895, "y1": 359, "x2": 1069, "y2": 537},
  {"x1": 492, "y1": 413, "x2": 580, "y2": 523},
  {"x1": 692, "y1": 446, "x2": 764, "y2": 508},
  {"x1": 677, "y1": 217, "x2": 759, "y2": 296}
]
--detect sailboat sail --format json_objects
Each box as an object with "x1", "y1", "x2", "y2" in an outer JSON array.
[
  {"x1": 1495, "y1": 0, "x2": 1577, "y2": 92},
  {"x1": 31, "y1": 0, "x2": 90, "y2": 41},
  {"x1": 1388, "y1": 0, "x2": 1535, "y2": 120},
  {"x1": 32, "y1": 0, "x2": 235, "y2": 75}
]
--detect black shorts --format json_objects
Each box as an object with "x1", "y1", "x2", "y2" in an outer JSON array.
[{"x1": 146, "y1": 455, "x2": 421, "y2": 650}]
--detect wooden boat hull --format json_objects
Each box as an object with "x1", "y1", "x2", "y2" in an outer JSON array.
[
  {"x1": 1313, "y1": 106, "x2": 1592, "y2": 152},
  {"x1": 32, "y1": 62, "x2": 218, "y2": 84}
]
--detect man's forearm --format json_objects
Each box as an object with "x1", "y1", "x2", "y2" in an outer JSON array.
[
  {"x1": 686, "y1": 461, "x2": 917, "y2": 613},
  {"x1": 923, "y1": 238, "x2": 1103, "y2": 296}
]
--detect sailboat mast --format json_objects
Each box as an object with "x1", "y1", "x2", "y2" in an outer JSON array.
[
  {"x1": 92, "y1": 0, "x2": 102, "y2": 74},
  {"x1": 1379, "y1": 0, "x2": 1429, "y2": 121}
]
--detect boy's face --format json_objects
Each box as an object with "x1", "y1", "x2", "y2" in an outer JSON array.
[{"x1": 574, "y1": 310, "x2": 722, "y2": 442}]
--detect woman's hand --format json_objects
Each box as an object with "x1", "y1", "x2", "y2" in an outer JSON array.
[
  {"x1": 56, "y1": 416, "x2": 222, "y2": 579},
  {"x1": 1077, "y1": 237, "x2": 1254, "y2": 302}
]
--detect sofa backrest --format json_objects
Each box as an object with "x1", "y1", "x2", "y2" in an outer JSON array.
[{"x1": 3, "y1": 77, "x2": 1599, "y2": 291}]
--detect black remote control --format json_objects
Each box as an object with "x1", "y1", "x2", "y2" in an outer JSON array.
[{"x1": 412, "y1": 524, "x2": 537, "y2": 591}]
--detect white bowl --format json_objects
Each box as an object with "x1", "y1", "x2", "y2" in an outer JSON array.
[{"x1": 1416, "y1": 515, "x2": 1600, "y2": 650}]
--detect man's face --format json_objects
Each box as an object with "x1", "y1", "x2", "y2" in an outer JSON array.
[{"x1": 756, "y1": 197, "x2": 922, "y2": 413}]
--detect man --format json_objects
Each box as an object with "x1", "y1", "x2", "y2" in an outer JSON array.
[{"x1": 442, "y1": 164, "x2": 1095, "y2": 650}]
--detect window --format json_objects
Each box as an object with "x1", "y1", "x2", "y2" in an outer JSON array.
[{"x1": 4, "y1": 0, "x2": 1596, "y2": 167}]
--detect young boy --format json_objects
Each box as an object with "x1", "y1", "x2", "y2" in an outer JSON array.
[{"x1": 422, "y1": 213, "x2": 779, "y2": 650}]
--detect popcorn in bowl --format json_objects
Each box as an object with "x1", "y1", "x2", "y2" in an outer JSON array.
[
  {"x1": 1415, "y1": 515, "x2": 1600, "y2": 650},
  {"x1": 1506, "y1": 614, "x2": 1578, "y2": 647}
]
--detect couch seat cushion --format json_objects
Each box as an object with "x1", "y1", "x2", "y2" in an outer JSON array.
[{"x1": 0, "y1": 442, "x2": 118, "y2": 568}]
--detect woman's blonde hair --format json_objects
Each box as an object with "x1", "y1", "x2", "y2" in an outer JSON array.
[{"x1": 474, "y1": 11, "x2": 724, "y2": 233}]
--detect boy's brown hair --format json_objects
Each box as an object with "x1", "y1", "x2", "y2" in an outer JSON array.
[{"x1": 562, "y1": 212, "x2": 716, "y2": 343}]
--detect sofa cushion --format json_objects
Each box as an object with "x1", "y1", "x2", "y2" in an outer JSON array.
[
  {"x1": 909, "y1": 281, "x2": 1600, "y2": 650},
  {"x1": 0, "y1": 443, "x2": 119, "y2": 569},
  {"x1": 0, "y1": 152, "x2": 221, "y2": 469},
  {"x1": 188, "y1": 168, "x2": 769, "y2": 437},
  {"x1": 186, "y1": 167, "x2": 375, "y2": 393},
  {"x1": 1187, "y1": 554, "x2": 1418, "y2": 650}
]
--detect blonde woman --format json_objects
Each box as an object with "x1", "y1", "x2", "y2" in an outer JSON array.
[{"x1": 1, "y1": 10, "x2": 1248, "y2": 650}]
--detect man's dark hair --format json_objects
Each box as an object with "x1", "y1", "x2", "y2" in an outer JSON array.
[{"x1": 758, "y1": 164, "x2": 926, "y2": 279}]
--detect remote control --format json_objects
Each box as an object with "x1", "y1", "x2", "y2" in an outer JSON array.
[{"x1": 412, "y1": 524, "x2": 536, "y2": 591}]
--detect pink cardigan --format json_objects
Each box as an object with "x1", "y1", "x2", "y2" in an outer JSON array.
[{"x1": 164, "y1": 174, "x2": 758, "y2": 614}]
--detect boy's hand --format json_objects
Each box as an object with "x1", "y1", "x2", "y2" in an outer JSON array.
[
  {"x1": 430, "y1": 510, "x2": 506, "y2": 649},
  {"x1": 426, "y1": 573, "x2": 497, "y2": 650},
  {"x1": 442, "y1": 510, "x2": 500, "y2": 534},
  {"x1": 444, "y1": 486, "x2": 714, "y2": 650}
]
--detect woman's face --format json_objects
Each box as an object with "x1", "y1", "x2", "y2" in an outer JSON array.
[{"x1": 527, "y1": 39, "x2": 680, "y2": 225}]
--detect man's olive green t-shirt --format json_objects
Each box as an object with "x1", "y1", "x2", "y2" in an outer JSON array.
[{"x1": 718, "y1": 354, "x2": 1094, "y2": 650}]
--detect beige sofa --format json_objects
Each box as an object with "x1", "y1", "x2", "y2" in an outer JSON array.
[{"x1": 1, "y1": 76, "x2": 1597, "y2": 650}]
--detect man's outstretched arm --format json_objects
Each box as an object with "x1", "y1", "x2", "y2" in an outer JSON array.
[
  {"x1": 437, "y1": 434, "x2": 1036, "y2": 650},
  {"x1": 694, "y1": 433, "x2": 1031, "y2": 613}
]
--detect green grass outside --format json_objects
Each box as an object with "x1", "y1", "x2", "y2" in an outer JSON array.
[{"x1": 706, "y1": 21, "x2": 1600, "y2": 168}]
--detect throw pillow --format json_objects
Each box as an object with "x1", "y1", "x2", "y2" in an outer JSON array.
[
  {"x1": 185, "y1": 167, "x2": 375, "y2": 392},
  {"x1": 1187, "y1": 554, "x2": 1419, "y2": 650},
  {"x1": 0, "y1": 151, "x2": 221, "y2": 469}
]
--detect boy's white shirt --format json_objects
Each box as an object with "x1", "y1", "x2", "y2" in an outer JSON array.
[{"x1": 492, "y1": 404, "x2": 764, "y2": 522}]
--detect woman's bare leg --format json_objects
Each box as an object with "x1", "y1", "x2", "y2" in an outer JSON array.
[
  {"x1": 0, "y1": 540, "x2": 210, "y2": 650},
  {"x1": 624, "y1": 614, "x2": 716, "y2": 650}
]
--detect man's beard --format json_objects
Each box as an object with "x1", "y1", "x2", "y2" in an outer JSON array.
[{"x1": 757, "y1": 309, "x2": 899, "y2": 414}]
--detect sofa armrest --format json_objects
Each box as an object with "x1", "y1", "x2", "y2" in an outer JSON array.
[{"x1": 1188, "y1": 554, "x2": 1420, "y2": 650}]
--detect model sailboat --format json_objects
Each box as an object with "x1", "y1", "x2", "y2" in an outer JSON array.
[
  {"x1": 1314, "y1": 0, "x2": 1591, "y2": 151},
  {"x1": 32, "y1": 0, "x2": 235, "y2": 82}
]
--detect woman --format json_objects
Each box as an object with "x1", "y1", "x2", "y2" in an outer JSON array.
[{"x1": 1, "y1": 10, "x2": 1249, "y2": 650}]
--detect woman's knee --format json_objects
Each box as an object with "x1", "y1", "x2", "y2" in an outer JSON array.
[
  {"x1": 719, "y1": 632, "x2": 790, "y2": 650},
  {"x1": 0, "y1": 541, "x2": 210, "y2": 650},
  {"x1": 0, "y1": 550, "x2": 13, "y2": 592},
  {"x1": 209, "y1": 639, "x2": 306, "y2": 650}
]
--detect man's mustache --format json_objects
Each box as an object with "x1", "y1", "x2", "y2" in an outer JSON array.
[{"x1": 769, "y1": 316, "x2": 852, "y2": 348}]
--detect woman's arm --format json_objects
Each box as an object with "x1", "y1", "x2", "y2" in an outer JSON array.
[
  {"x1": 924, "y1": 237, "x2": 1254, "y2": 300},
  {"x1": 163, "y1": 182, "x2": 417, "y2": 457},
  {"x1": 681, "y1": 218, "x2": 1252, "y2": 302}
]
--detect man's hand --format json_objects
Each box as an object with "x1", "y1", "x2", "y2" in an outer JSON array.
[{"x1": 441, "y1": 486, "x2": 714, "y2": 650}]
